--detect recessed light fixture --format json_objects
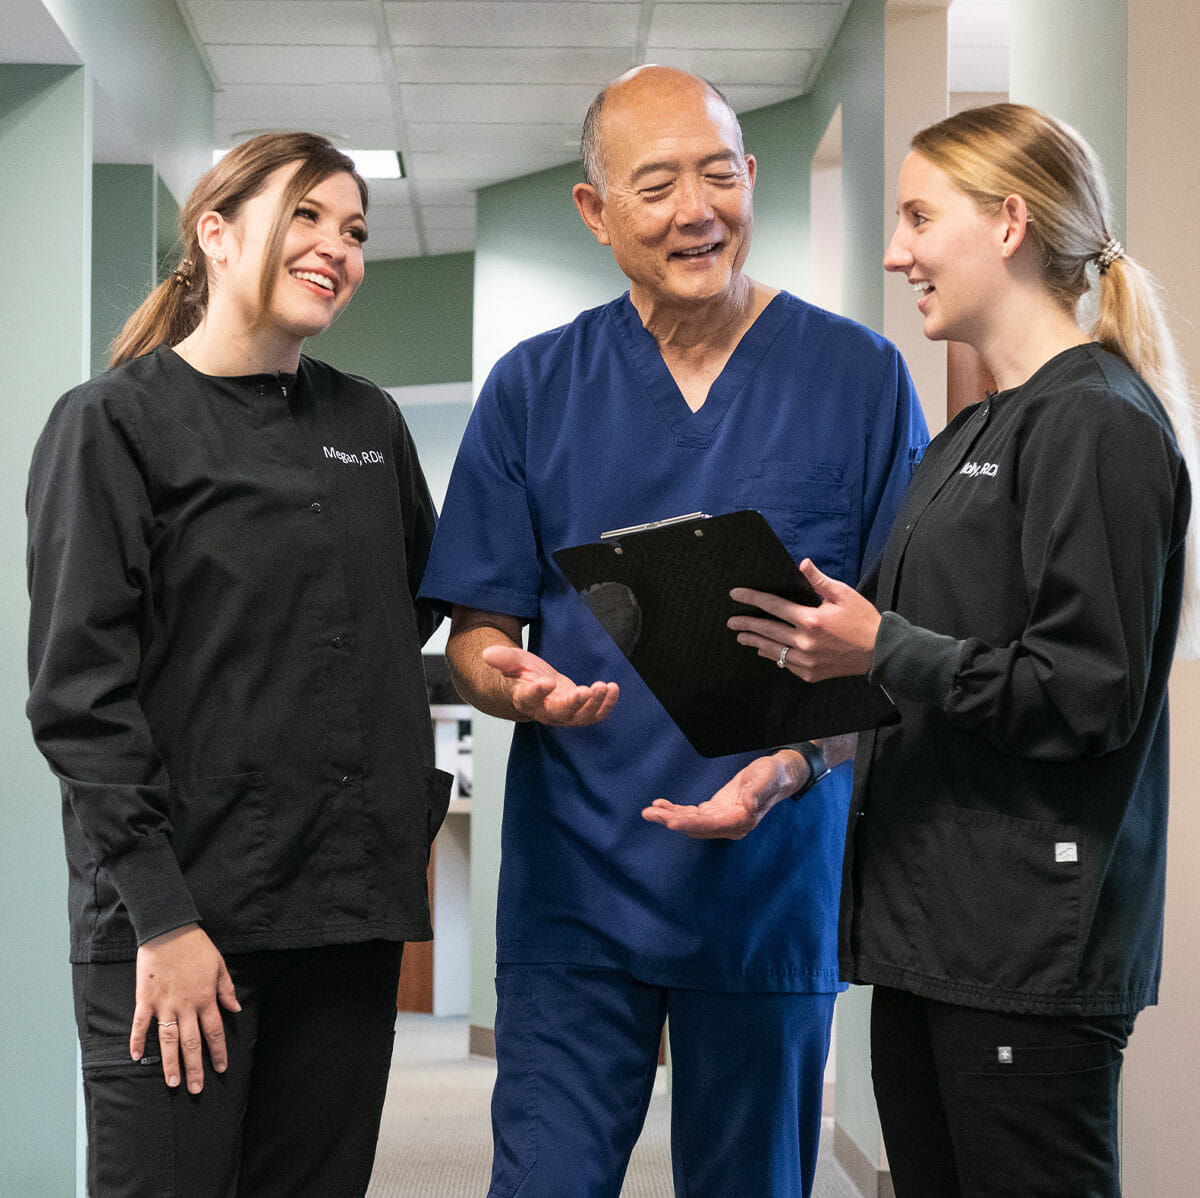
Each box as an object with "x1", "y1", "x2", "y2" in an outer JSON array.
[
  {"x1": 212, "y1": 147, "x2": 405, "y2": 179},
  {"x1": 347, "y1": 150, "x2": 405, "y2": 179}
]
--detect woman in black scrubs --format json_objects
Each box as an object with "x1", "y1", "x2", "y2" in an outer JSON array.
[
  {"x1": 28, "y1": 132, "x2": 450, "y2": 1197},
  {"x1": 656, "y1": 104, "x2": 1199, "y2": 1197}
]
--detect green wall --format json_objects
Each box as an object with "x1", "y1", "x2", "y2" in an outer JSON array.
[
  {"x1": 307, "y1": 251, "x2": 475, "y2": 388},
  {"x1": 92, "y1": 164, "x2": 156, "y2": 374},
  {"x1": 739, "y1": 96, "x2": 814, "y2": 295},
  {"x1": 401, "y1": 399, "x2": 473, "y2": 503},
  {"x1": 4, "y1": 4, "x2": 214, "y2": 1190},
  {"x1": 474, "y1": 161, "x2": 628, "y2": 381},
  {"x1": 803, "y1": 0, "x2": 896, "y2": 1171},
  {"x1": 42, "y1": 0, "x2": 212, "y2": 202},
  {"x1": 804, "y1": 0, "x2": 887, "y2": 332},
  {"x1": 156, "y1": 174, "x2": 180, "y2": 281},
  {"x1": 1, "y1": 63, "x2": 91, "y2": 1198},
  {"x1": 1010, "y1": 0, "x2": 1127, "y2": 234}
]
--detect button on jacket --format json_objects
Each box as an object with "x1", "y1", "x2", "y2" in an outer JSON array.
[
  {"x1": 840, "y1": 344, "x2": 1190, "y2": 1016},
  {"x1": 27, "y1": 346, "x2": 451, "y2": 963}
]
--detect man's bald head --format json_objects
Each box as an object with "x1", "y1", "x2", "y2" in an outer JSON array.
[{"x1": 579, "y1": 66, "x2": 745, "y2": 198}]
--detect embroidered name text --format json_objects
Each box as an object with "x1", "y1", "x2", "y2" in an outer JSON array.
[
  {"x1": 960, "y1": 461, "x2": 999, "y2": 478},
  {"x1": 324, "y1": 446, "x2": 386, "y2": 467}
]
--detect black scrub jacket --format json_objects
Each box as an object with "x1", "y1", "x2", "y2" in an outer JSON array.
[
  {"x1": 27, "y1": 346, "x2": 451, "y2": 963},
  {"x1": 841, "y1": 343, "x2": 1190, "y2": 1016}
]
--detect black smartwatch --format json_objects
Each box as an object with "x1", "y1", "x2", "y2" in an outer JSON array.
[{"x1": 789, "y1": 741, "x2": 831, "y2": 799}]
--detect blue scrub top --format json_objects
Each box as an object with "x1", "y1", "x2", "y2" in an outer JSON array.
[{"x1": 420, "y1": 292, "x2": 927, "y2": 992}]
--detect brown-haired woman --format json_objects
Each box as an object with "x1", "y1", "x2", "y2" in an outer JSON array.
[
  {"x1": 651, "y1": 103, "x2": 1198, "y2": 1196},
  {"x1": 27, "y1": 132, "x2": 451, "y2": 1197}
]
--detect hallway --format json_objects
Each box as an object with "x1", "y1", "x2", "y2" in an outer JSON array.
[{"x1": 369, "y1": 1015, "x2": 863, "y2": 1197}]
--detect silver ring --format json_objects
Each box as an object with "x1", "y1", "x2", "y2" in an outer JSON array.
[
  {"x1": 776, "y1": 645, "x2": 790, "y2": 669},
  {"x1": 158, "y1": 1020, "x2": 178, "y2": 1028}
]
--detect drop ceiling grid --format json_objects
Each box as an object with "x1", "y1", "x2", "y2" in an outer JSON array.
[{"x1": 182, "y1": 1, "x2": 907, "y2": 260}]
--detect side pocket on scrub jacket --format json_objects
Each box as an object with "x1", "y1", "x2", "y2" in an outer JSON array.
[{"x1": 909, "y1": 804, "x2": 1083, "y2": 995}]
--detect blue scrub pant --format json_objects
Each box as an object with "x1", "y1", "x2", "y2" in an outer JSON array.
[
  {"x1": 487, "y1": 963, "x2": 836, "y2": 1198},
  {"x1": 870, "y1": 986, "x2": 1136, "y2": 1197}
]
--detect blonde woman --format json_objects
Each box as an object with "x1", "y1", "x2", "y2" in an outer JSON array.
[
  {"x1": 653, "y1": 104, "x2": 1198, "y2": 1196},
  {"x1": 27, "y1": 133, "x2": 450, "y2": 1197}
]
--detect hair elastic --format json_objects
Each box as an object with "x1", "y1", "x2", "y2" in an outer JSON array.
[{"x1": 1096, "y1": 237, "x2": 1125, "y2": 273}]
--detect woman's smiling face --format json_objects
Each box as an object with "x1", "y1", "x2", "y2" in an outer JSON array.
[
  {"x1": 215, "y1": 163, "x2": 367, "y2": 346},
  {"x1": 883, "y1": 150, "x2": 1010, "y2": 348}
]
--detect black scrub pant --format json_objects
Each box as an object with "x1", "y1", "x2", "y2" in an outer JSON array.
[
  {"x1": 870, "y1": 985, "x2": 1135, "y2": 1198},
  {"x1": 73, "y1": 940, "x2": 404, "y2": 1198}
]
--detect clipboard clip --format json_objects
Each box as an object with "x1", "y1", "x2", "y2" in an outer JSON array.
[{"x1": 601, "y1": 511, "x2": 710, "y2": 540}]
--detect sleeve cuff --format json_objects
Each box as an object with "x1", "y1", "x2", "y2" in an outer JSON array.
[
  {"x1": 869, "y1": 610, "x2": 964, "y2": 707},
  {"x1": 104, "y1": 834, "x2": 202, "y2": 945}
]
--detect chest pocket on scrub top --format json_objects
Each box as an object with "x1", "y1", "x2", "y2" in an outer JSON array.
[{"x1": 735, "y1": 465, "x2": 852, "y2": 578}]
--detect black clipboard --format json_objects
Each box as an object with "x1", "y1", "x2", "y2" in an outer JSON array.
[{"x1": 553, "y1": 509, "x2": 897, "y2": 757}]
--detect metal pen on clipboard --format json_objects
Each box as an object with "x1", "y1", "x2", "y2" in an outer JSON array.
[{"x1": 600, "y1": 512, "x2": 710, "y2": 540}]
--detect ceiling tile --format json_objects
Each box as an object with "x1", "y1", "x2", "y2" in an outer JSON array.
[
  {"x1": 419, "y1": 205, "x2": 478, "y2": 231},
  {"x1": 364, "y1": 205, "x2": 417, "y2": 232},
  {"x1": 162, "y1": 0, "x2": 997, "y2": 264},
  {"x1": 215, "y1": 83, "x2": 394, "y2": 127},
  {"x1": 365, "y1": 178, "x2": 412, "y2": 205},
  {"x1": 384, "y1": 1, "x2": 641, "y2": 48},
  {"x1": 405, "y1": 149, "x2": 573, "y2": 186},
  {"x1": 217, "y1": 122, "x2": 406, "y2": 156},
  {"x1": 410, "y1": 181, "x2": 480, "y2": 207},
  {"x1": 422, "y1": 228, "x2": 477, "y2": 255},
  {"x1": 187, "y1": 1, "x2": 377, "y2": 46},
  {"x1": 363, "y1": 227, "x2": 423, "y2": 260},
  {"x1": 207, "y1": 44, "x2": 384, "y2": 85},
  {"x1": 719, "y1": 83, "x2": 810, "y2": 112},
  {"x1": 406, "y1": 121, "x2": 580, "y2": 156},
  {"x1": 399, "y1": 83, "x2": 600, "y2": 125},
  {"x1": 642, "y1": 48, "x2": 815, "y2": 88},
  {"x1": 390, "y1": 46, "x2": 630, "y2": 85},
  {"x1": 649, "y1": 3, "x2": 847, "y2": 50}
]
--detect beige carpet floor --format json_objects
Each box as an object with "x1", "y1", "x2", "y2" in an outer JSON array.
[{"x1": 368, "y1": 1014, "x2": 862, "y2": 1197}]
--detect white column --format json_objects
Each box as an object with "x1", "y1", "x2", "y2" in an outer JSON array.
[
  {"x1": 834, "y1": 12, "x2": 950, "y2": 1194},
  {"x1": 882, "y1": 1, "x2": 952, "y2": 432}
]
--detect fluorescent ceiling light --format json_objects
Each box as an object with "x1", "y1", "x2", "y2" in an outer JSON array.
[
  {"x1": 347, "y1": 150, "x2": 405, "y2": 179},
  {"x1": 211, "y1": 148, "x2": 405, "y2": 179}
]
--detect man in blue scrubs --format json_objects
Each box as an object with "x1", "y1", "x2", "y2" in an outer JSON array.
[{"x1": 419, "y1": 66, "x2": 927, "y2": 1197}]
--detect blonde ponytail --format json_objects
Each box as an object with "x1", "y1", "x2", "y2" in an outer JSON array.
[{"x1": 1093, "y1": 253, "x2": 1200, "y2": 657}]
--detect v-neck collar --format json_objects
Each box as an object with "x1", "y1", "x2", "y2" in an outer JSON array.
[{"x1": 611, "y1": 291, "x2": 790, "y2": 446}]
